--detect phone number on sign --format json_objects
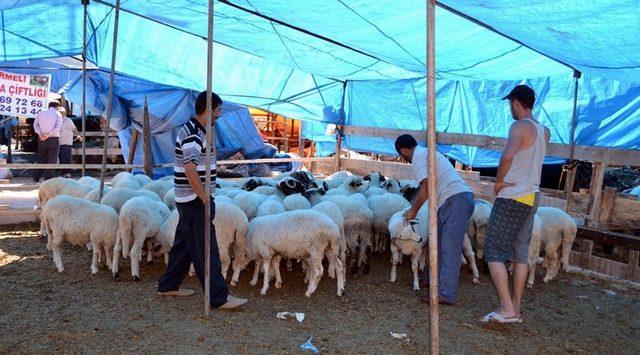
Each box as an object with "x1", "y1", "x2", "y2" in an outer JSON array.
[{"x1": 0, "y1": 96, "x2": 45, "y2": 116}]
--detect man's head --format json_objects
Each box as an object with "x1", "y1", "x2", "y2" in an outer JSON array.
[
  {"x1": 503, "y1": 84, "x2": 535, "y2": 120},
  {"x1": 48, "y1": 100, "x2": 60, "y2": 109},
  {"x1": 195, "y1": 91, "x2": 223, "y2": 120},
  {"x1": 394, "y1": 134, "x2": 418, "y2": 162}
]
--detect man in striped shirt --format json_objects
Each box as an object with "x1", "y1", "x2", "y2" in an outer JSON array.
[{"x1": 158, "y1": 91, "x2": 247, "y2": 310}]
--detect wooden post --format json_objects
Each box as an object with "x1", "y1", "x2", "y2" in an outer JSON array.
[
  {"x1": 335, "y1": 81, "x2": 347, "y2": 172},
  {"x1": 587, "y1": 162, "x2": 607, "y2": 227},
  {"x1": 580, "y1": 239, "x2": 594, "y2": 268},
  {"x1": 126, "y1": 129, "x2": 139, "y2": 172},
  {"x1": 142, "y1": 96, "x2": 153, "y2": 177},
  {"x1": 81, "y1": 0, "x2": 89, "y2": 176},
  {"x1": 98, "y1": 0, "x2": 120, "y2": 200},
  {"x1": 628, "y1": 250, "x2": 639, "y2": 281},
  {"x1": 564, "y1": 70, "x2": 581, "y2": 208},
  {"x1": 203, "y1": 0, "x2": 215, "y2": 318},
  {"x1": 426, "y1": 0, "x2": 439, "y2": 353},
  {"x1": 597, "y1": 187, "x2": 617, "y2": 227},
  {"x1": 298, "y1": 120, "x2": 305, "y2": 168}
]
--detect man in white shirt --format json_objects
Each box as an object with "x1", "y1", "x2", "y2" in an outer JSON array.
[
  {"x1": 395, "y1": 134, "x2": 475, "y2": 305},
  {"x1": 33, "y1": 101, "x2": 62, "y2": 181},
  {"x1": 57, "y1": 107, "x2": 81, "y2": 178}
]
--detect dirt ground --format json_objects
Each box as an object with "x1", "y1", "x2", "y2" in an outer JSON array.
[{"x1": 1, "y1": 223, "x2": 639, "y2": 354}]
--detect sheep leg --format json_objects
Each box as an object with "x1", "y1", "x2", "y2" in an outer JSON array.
[
  {"x1": 411, "y1": 252, "x2": 421, "y2": 291},
  {"x1": 260, "y1": 257, "x2": 272, "y2": 296},
  {"x1": 271, "y1": 256, "x2": 282, "y2": 288},
  {"x1": 390, "y1": 244, "x2": 400, "y2": 283},
  {"x1": 335, "y1": 256, "x2": 345, "y2": 296},
  {"x1": 250, "y1": 259, "x2": 260, "y2": 286},
  {"x1": 462, "y1": 235, "x2": 480, "y2": 284},
  {"x1": 305, "y1": 252, "x2": 324, "y2": 298},
  {"x1": 130, "y1": 240, "x2": 144, "y2": 282},
  {"x1": 220, "y1": 250, "x2": 231, "y2": 281},
  {"x1": 51, "y1": 242, "x2": 64, "y2": 273},
  {"x1": 527, "y1": 235, "x2": 541, "y2": 289},
  {"x1": 543, "y1": 248, "x2": 559, "y2": 283},
  {"x1": 561, "y1": 227, "x2": 577, "y2": 272},
  {"x1": 302, "y1": 260, "x2": 310, "y2": 284},
  {"x1": 112, "y1": 230, "x2": 121, "y2": 278},
  {"x1": 91, "y1": 248, "x2": 100, "y2": 274},
  {"x1": 104, "y1": 245, "x2": 112, "y2": 269},
  {"x1": 146, "y1": 239, "x2": 154, "y2": 265},
  {"x1": 350, "y1": 244, "x2": 360, "y2": 275},
  {"x1": 363, "y1": 245, "x2": 372, "y2": 275},
  {"x1": 164, "y1": 253, "x2": 169, "y2": 266}
]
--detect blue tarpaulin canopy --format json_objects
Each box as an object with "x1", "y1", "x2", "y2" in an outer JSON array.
[{"x1": 0, "y1": 0, "x2": 638, "y2": 171}]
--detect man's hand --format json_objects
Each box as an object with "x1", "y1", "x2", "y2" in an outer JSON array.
[
  {"x1": 40, "y1": 135, "x2": 48, "y2": 141},
  {"x1": 494, "y1": 180, "x2": 515, "y2": 195},
  {"x1": 403, "y1": 207, "x2": 417, "y2": 222}
]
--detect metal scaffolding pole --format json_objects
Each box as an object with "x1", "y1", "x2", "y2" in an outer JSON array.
[
  {"x1": 81, "y1": 0, "x2": 89, "y2": 175},
  {"x1": 98, "y1": 0, "x2": 120, "y2": 200},
  {"x1": 426, "y1": 0, "x2": 440, "y2": 353},
  {"x1": 203, "y1": 0, "x2": 216, "y2": 318}
]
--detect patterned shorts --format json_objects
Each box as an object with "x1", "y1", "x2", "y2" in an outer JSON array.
[{"x1": 483, "y1": 195, "x2": 538, "y2": 264}]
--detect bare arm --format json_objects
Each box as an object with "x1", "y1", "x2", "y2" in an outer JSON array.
[
  {"x1": 184, "y1": 162, "x2": 207, "y2": 204},
  {"x1": 494, "y1": 123, "x2": 524, "y2": 194},
  {"x1": 405, "y1": 178, "x2": 429, "y2": 221}
]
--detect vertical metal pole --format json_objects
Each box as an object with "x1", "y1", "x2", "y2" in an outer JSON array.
[
  {"x1": 426, "y1": 0, "x2": 439, "y2": 353},
  {"x1": 98, "y1": 0, "x2": 120, "y2": 200},
  {"x1": 142, "y1": 96, "x2": 154, "y2": 177},
  {"x1": 81, "y1": 0, "x2": 89, "y2": 176},
  {"x1": 204, "y1": 0, "x2": 215, "y2": 318},
  {"x1": 565, "y1": 70, "x2": 581, "y2": 204}
]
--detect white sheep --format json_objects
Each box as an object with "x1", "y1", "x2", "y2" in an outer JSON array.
[
  {"x1": 323, "y1": 171, "x2": 354, "y2": 189},
  {"x1": 256, "y1": 197, "x2": 286, "y2": 217},
  {"x1": 84, "y1": 186, "x2": 112, "y2": 203},
  {"x1": 363, "y1": 186, "x2": 386, "y2": 199},
  {"x1": 77, "y1": 176, "x2": 100, "y2": 188},
  {"x1": 111, "y1": 171, "x2": 135, "y2": 186},
  {"x1": 155, "y1": 200, "x2": 249, "y2": 286},
  {"x1": 111, "y1": 177, "x2": 141, "y2": 190},
  {"x1": 467, "y1": 199, "x2": 493, "y2": 260},
  {"x1": 41, "y1": 195, "x2": 118, "y2": 274},
  {"x1": 388, "y1": 207, "x2": 429, "y2": 290},
  {"x1": 141, "y1": 180, "x2": 173, "y2": 200},
  {"x1": 246, "y1": 210, "x2": 345, "y2": 297},
  {"x1": 367, "y1": 193, "x2": 411, "y2": 253},
  {"x1": 341, "y1": 176, "x2": 369, "y2": 194},
  {"x1": 532, "y1": 207, "x2": 578, "y2": 284},
  {"x1": 319, "y1": 194, "x2": 373, "y2": 275},
  {"x1": 526, "y1": 214, "x2": 543, "y2": 288},
  {"x1": 100, "y1": 187, "x2": 161, "y2": 213},
  {"x1": 112, "y1": 196, "x2": 171, "y2": 281},
  {"x1": 134, "y1": 174, "x2": 153, "y2": 187},
  {"x1": 252, "y1": 185, "x2": 277, "y2": 196},
  {"x1": 163, "y1": 188, "x2": 176, "y2": 210},
  {"x1": 233, "y1": 191, "x2": 267, "y2": 220},
  {"x1": 38, "y1": 177, "x2": 94, "y2": 208},
  {"x1": 381, "y1": 178, "x2": 402, "y2": 194},
  {"x1": 363, "y1": 172, "x2": 386, "y2": 187},
  {"x1": 283, "y1": 193, "x2": 312, "y2": 211},
  {"x1": 224, "y1": 189, "x2": 245, "y2": 200},
  {"x1": 311, "y1": 201, "x2": 347, "y2": 278}
]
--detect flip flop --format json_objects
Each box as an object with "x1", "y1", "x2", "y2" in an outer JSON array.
[{"x1": 480, "y1": 311, "x2": 522, "y2": 324}]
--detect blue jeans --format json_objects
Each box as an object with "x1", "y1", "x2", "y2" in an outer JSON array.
[
  {"x1": 423, "y1": 191, "x2": 475, "y2": 303},
  {"x1": 158, "y1": 198, "x2": 228, "y2": 307}
]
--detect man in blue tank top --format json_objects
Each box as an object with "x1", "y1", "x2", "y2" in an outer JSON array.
[{"x1": 481, "y1": 85, "x2": 550, "y2": 324}]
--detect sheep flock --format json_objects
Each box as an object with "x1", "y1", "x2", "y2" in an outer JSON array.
[{"x1": 36, "y1": 170, "x2": 579, "y2": 298}]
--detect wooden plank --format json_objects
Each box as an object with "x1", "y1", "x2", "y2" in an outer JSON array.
[
  {"x1": 587, "y1": 162, "x2": 607, "y2": 227},
  {"x1": 72, "y1": 148, "x2": 122, "y2": 156},
  {"x1": 628, "y1": 250, "x2": 639, "y2": 281},
  {"x1": 83, "y1": 131, "x2": 119, "y2": 137},
  {"x1": 597, "y1": 187, "x2": 618, "y2": 226},
  {"x1": 577, "y1": 226, "x2": 640, "y2": 251},
  {"x1": 342, "y1": 126, "x2": 640, "y2": 166},
  {"x1": 126, "y1": 128, "x2": 139, "y2": 173},
  {"x1": 580, "y1": 239, "x2": 594, "y2": 269}
]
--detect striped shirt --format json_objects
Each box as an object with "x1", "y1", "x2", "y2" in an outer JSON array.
[{"x1": 174, "y1": 117, "x2": 216, "y2": 203}]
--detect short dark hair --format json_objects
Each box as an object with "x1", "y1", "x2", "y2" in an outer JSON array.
[
  {"x1": 394, "y1": 134, "x2": 418, "y2": 152},
  {"x1": 503, "y1": 84, "x2": 535, "y2": 110},
  {"x1": 195, "y1": 91, "x2": 222, "y2": 115},
  {"x1": 48, "y1": 101, "x2": 60, "y2": 108}
]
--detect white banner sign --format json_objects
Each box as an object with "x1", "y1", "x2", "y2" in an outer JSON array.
[{"x1": 0, "y1": 70, "x2": 51, "y2": 118}]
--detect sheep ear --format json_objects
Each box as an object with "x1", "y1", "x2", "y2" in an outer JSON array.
[
  {"x1": 285, "y1": 179, "x2": 296, "y2": 189},
  {"x1": 363, "y1": 174, "x2": 371, "y2": 181}
]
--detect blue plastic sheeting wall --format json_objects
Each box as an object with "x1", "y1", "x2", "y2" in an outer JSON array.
[
  {"x1": 343, "y1": 73, "x2": 640, "y2": 167},
  {"x1": 1, "y1": 0, "x2": 639, "y2": 168}
]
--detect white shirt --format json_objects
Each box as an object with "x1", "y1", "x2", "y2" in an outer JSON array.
[
  {"x1": 33, "y1": 108, "x2": 62, "y2": 137},
  {"x1": 59, "y1": 117, "x2": 79, "y2": 146},
  {"x1": 411, "y1": 146, "x2": 472, "y2": 208}
]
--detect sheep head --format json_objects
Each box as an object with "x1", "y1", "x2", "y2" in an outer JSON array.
[{"x1": 277, "y1": 177, "x2": 306, "y2": 196}]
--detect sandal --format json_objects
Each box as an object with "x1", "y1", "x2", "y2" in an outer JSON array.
[{"x1": 480, "y1": 311, "x2": 522, "y2": 324}]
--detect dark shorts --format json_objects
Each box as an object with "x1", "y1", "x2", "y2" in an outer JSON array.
[{"x1": 483, "y1": 193, "x2": 539, "y2": 264}]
